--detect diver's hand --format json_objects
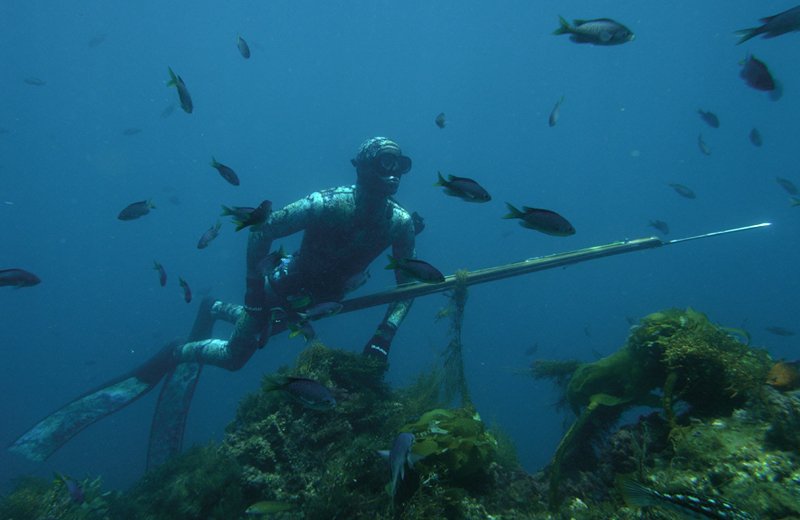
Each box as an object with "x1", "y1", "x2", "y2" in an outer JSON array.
[{"x1": 362, "y1": 323, "x2": 396, "y2": 361}]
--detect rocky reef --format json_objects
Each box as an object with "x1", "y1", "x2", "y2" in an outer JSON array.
[{"x1": 3, "y1": 308, "x2": 799, "y2": 519}]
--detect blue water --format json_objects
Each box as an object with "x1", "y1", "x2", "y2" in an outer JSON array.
[{"x1": 2, "y1": 0, "x2": 798, "y2": 492}]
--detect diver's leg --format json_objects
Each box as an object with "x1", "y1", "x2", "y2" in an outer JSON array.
[
  {"x1": 9, "y1": 341, "x2": 179, "y2": 462},
  {"x1": 175, "y1": 310, "x2": 269, "y2": 371}
]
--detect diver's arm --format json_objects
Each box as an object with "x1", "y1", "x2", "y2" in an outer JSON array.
[
  {"x1": 244, "y1": 193, "x2": 322, "y2": 313},
  {"x1": 363, "y1": 216, "x2": 416, "y2": 359}
]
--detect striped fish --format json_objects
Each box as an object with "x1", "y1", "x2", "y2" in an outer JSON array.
[{"x1": 621, "y1": 479, "x2": 755, "y2": 519}]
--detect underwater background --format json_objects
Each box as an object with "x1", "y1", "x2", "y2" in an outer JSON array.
[{"x1": 1, "y1": 0, "x2": 798, "y2": 502}]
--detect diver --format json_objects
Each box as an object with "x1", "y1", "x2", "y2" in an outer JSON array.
[{"x1": 10, "y1": 137, "x2": 419, "y2": 467}]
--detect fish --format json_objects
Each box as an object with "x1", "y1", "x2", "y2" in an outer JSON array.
[
  {"x1": 735, "y1": 6, "x2": 800, "y2": 44},
  {"x1": 0, "y1": 268, "x2": 41, "y2": 288},
  {"x1": 776, "y1": 177, "x2": 799, "y2": 195},
  {"x1": 739, "y1": 54, "x2": 782, "y2": 100},
  {"x1": 258, "y1": 246, "x2": 287, "y2": 275},
  {"x1": 236, "y1": 35, "x2": 251, "y2": 59},
  {"x1": 697, "y1": 134, "x2": 711, "y2": 156},
  {"x1": 343, "y1": 270, "x2": 370, "y2": 293},
  {"x1": 264, "y1": 376, "x2": 336, "y2": 410},
  {"x1": 766, "y1": 360, "x2": 800, "y2": 391},
  {"x1": 87, "y1": 34, "x2": 106, "y2": 48},
  {"x1": 553, "y1": 16, "x2": 634, "y2": 46},
  {"x1": 166, "y1": 66, "x2": 193, "y2": 113},
  {"x1": 288, "y1": 322, "x2": 316, "y2": 342},
  {"x1": 118, "y1": 200, "x2": 155, "y2": 220},
  {"x1": 24, "y1": 77, "x2": 46, "y2": 86},
  {"x1": 697, "y1": 109, "x2": 720, "y2": 128},
  {"x1": 244, "y1": 500, "x2": 294, "y2": 516},
  {"x1": 434, "y1": 171, "x2": 491, "y2": 202},
  {"x1": 524, "y1": 343, "x2": 539, "y2": 357},
  {"x1": 765, "y1": 325, "x2": 795, "y2": 337},
  {"x1": 221, "y1": 204, "x2": 257, "y2": 220},
  {"x1": 122, "y1": 127, "x2": 142, "y2": 136},
  {"x1": 297, "y1": 302, "x2": 343, "y2": 321},
  {"x1": 179, "y1": 277, "x2": 192, "y2": 303},
  {"x1": 378, "y1": 432, "x2": 419, "y2": 500},
  {"x1": 791, "y1": 196, "x2": 800, "y2": 207},
  {"x1": 548, "y1": 96, "x2": 564, "y2": 127},
  {"x1": 210, "y1": 157, "x2": 240, "y2": 186},
  {"x1": 160, "y1": 103, "x2": 176, "y2": 119},
  {"x1": 232, "y1": 200, "x2": 272, "y2": 231},
  {"x1": 385, "y1": 256, "x2": 445, "y2": 284},
  {"x1": 668, "y1": 183, "x2": 696, "y2": 199},
  {"x1": 411, "y1": 211, "x2": 425, "y2": 235},
  {"x1": 153, "y1": 261, "x2": 167, "y2": 287},
  {"x1": 648, "y1": 219, "x2": 670, "y2": 235},
  {"x1": 56, "y1": 474, "x2": 85, "y2": 504},
  {"x1": 435, "y1": 112, "x2": 446, "y2": 128},
  {"x1": 197, "y1": 221, "x2": 222, "y2": 249},
  {"x1": 503, "y1": 202, "x2": 576, "y2": 236},
  {"x1": 620, "y1": 478, "x2": 755, "y2": 520},
  {"x1": 749, "y1": 128, "x2": 762, "y2": 147}
]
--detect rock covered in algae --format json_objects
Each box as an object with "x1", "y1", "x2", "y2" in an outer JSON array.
[{"x1": 95, "y1": 341, "x2": 545, "y2": 519}]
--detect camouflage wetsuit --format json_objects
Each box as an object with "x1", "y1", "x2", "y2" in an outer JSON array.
[{"x1": 176, "y1": 183, "x2": 417, "y2": 369}]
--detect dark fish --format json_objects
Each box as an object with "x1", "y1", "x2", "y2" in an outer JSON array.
[
  {"x1": 739, "y1": 54, "x2": 782, "y2": 100},
  {"x1": 749, "y1": 128, "x2": 763, "y2": 147},
  {"x1": 258, "y1": 246, "x2": 287, "y2": 276},
  {"x1": 791, "y1": 196, "x2": 800, "y2": 207},
  {"x1": 411, "y1": 211, "x2": 425, "y2": 235},
  {"x1": 0, "y1": 268, "x2": 41, "y2": 288},
  {"x1": 288, "y1": 321, "x2": 316, "y2": 342},
  {"x1": 735, "y1": 6, "x2": 800, "y2": 44},
  {"x1": 435, "y1": 112, "x2": 446, "y2": 128},
  {"x1": 668, "y1": 183, "x2": 696, "y2": 199},
  {"x1": 765, "y1": 326, "x2": 795, "y2": 337},
  {"x1": 118, "y1": 200, "x2": 155, "y2": 220},
  {"x1": 343, "y1": 270, "x2": 370, "y2": 293},
  {"x1": 166, "y1": 67, "x2": 193, "y2": 113},
  {"x1": 24, "y1": 77, "x2": 46, "y2": 86},
  {"x1": 524, "y1": 343, "x2": 539, "y2": 356},
  {"x1": 378, "y1": 432, "x2": 419, "y2": 500},
  {"x1": 503, "y1": 202, "x2": 576, "y2": 236},
  {"x1": 648, "y1": 219, "x2": 670, "y2": 235},
  {"x1": 87, "y1": 34, "x2": 106, "y2": 48},
  {"x1": 553, "y1": 16, "x2": 634, "y2": 45},
  {"x1": 221, "y1": 204, "x2": 256, "y2": 220},
  {"x1": 697, "y1": 109, "x2": 719, "y2": 128},
  {"x1": 179, "y1": 277, "x2": 192, "y2": 303},
  {"x1": 697, "y1": 134, "x2": 711, "y2": 156},
  {"x1": 434, "y1": 171, "x2": 491, "y2": 202},
  {"x1": 549, "y1": 96, "x2": 564, "y2": 127},
  {"x1": 297, "y1": 302, "x2": 343, "y2": 320},
  {"x1": 160, "y1": 103, "x2": 176, "y2": 119},
  {"x1": 265, "y1": 376, "x2": 336, "y2": 410},
  {"x1": 236, "y1": 34, "x2": 251, "y2": 59},
  {"x1": 153, "y1": 261, "x2": 167, "y2": 287},
  {"x1": 232, "y1": 200, "x2": 271, "y2": 231},
  {"x1": 122, "y1": 127, "x2": 142, "y2": 136},
  {"x1": 621, "y1": 478, "x2": 755, "y2": 520},
  {"x1": 776, "y1": 177, "x2": 799, "y2": 195},
  {"x1": 197, "y1": 221, "x2": 222, "y2": 249},
  {"x1": 210, "y1": 157, "x2": 240, "y2": 186},
  {"x1": 386, "y1": 255, "x2": 445, "y2": 284},
  {"x1": 57, "y1": 474, "x2": 85, "y2": 504}
]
